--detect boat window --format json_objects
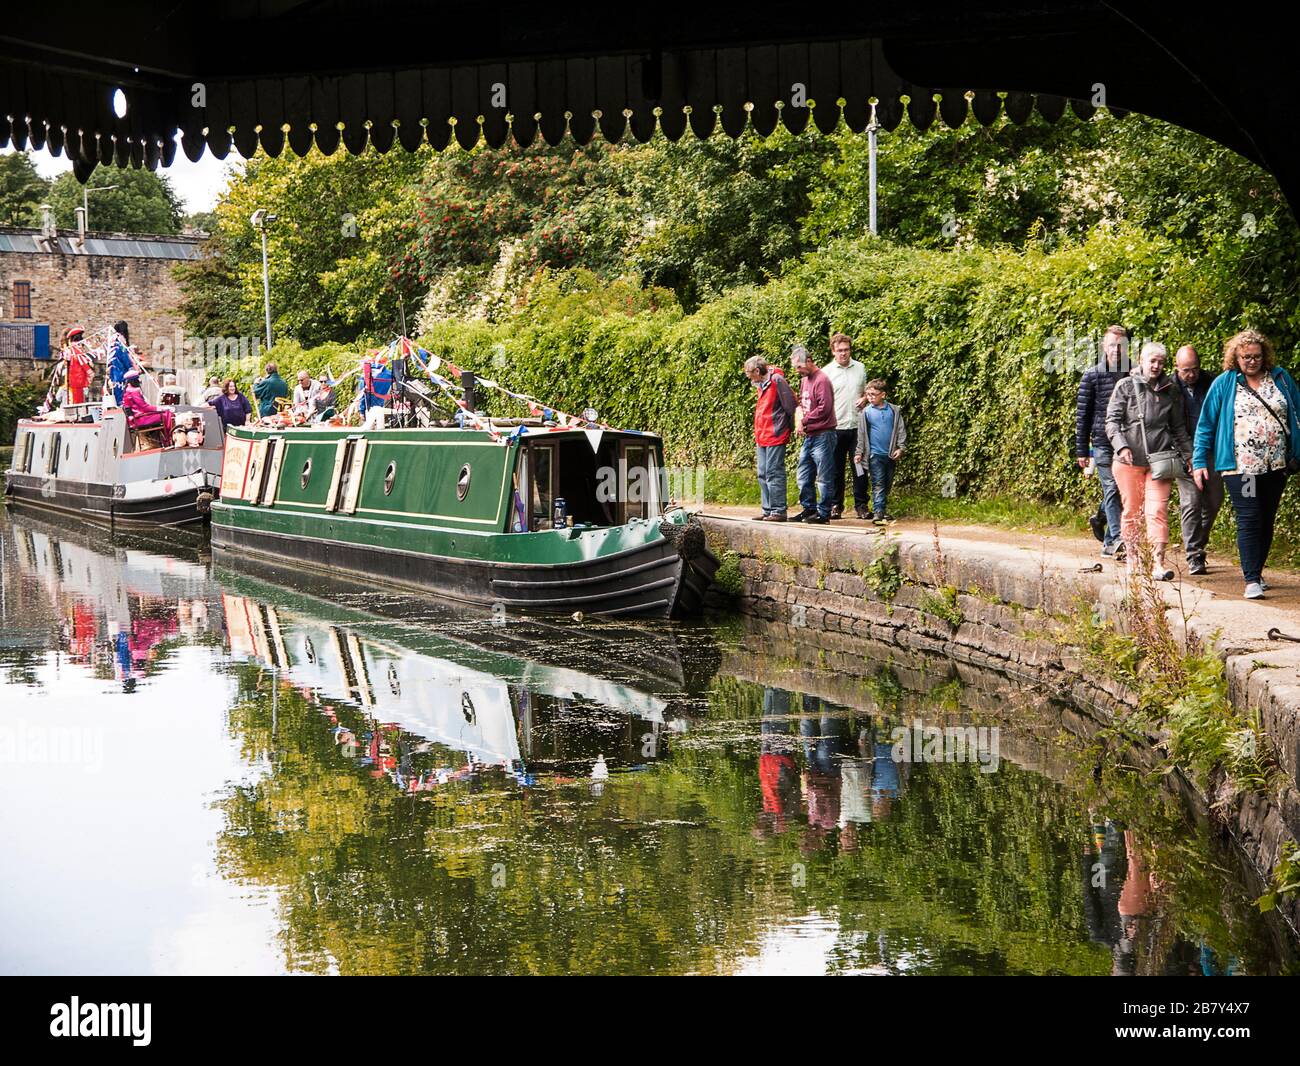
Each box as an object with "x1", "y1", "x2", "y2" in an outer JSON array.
[
  {"x1": 529, "y1": 445, "x2": 553, "y2": 529},
  {"x1": 622, "y1": 444, "x2": 648, "y2": 523},
  {"x1": 301, "y1": 458, "x2": 312, "y2": 488},
  {"x1": 456, "y1": 463, "x2": 471, "y2": 501},
  {"x1": 83, "y1": 443, "x2": 89, "y2": 462},
  {"x1": 384, "y1": 460, "x2": 397, "y2": 495}
]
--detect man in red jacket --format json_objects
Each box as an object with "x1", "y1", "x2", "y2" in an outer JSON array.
[
  {"x1": 790, "y1": 345, "x2": 837, "y2": 524},
  {"x1": 745, "y1": 355, "x2": 797, "y2": 521}
]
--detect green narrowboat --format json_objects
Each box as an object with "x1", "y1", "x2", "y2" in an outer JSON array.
[{"x1": 209, "y1": 421, "x2": 717, "y2": 618}]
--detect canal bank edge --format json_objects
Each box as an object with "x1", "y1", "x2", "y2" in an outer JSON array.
[{"x1": 698, "y1": 514, "x2": 1300, "y2": 935}]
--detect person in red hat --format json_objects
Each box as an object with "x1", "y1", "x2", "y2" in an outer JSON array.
[
  {"x1": 120, "y1": 366, "x2": 175, "y2": 439},
  {"x1": 60, "y1": 326, "x2": 95, "y2": 405}
]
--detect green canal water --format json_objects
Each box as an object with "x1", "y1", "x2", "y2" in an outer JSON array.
[{"x1": 0, "y1": 507, "x2": 1295, "y2": 975}]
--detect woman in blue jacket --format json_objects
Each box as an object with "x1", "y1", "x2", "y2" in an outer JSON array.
[{"x1": 1192, "y1": 329, "x2": 1300, "y2": 599}]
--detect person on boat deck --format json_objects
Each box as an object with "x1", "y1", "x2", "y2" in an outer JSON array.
[
  {"x1": 314, "y1": 372, "x2": 336, "y2": 420},
  {"x1": 253, "y1": 362, "x2": 289, "y2": 418},
  {"x1": 201, "y1": 376, "x2": 222, "y2": 403},
  {"x1": 208, "y1": 378, "x2": 253, "y2": 428},
  {"x1": 292, "y1": 369, "x2": 321, "y2": 413},
  {"x1": 158, "y1": 372, "x2": 186, "y2": 405},
  {"x1": 60, "y1": 325, "x2": 95, "y2": 405},
  {"x1": 106, "y1": 333, "x2": 134, "y2": 405},
  {"x1": 121, "y1": 367, "x2": 175, "y2": 440}
]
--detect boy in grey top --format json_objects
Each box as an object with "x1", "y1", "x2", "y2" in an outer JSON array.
[{"x1": 853, "y1": 378, "x2": 907, "y2": 525}]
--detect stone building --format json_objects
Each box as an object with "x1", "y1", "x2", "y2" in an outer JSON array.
[{"x1": 0, "y1": 223, "x2": 204, "y2": 369}]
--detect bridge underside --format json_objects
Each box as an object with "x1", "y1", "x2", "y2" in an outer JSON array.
[{"x1": 0, "y1": 3, "x2": 1292, "y2": 211}]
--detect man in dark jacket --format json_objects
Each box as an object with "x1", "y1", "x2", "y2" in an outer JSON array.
[
  {"x1": 1172, "y1": 345, "x2": 1222, "y2": 574},
  {"x1": 1075, "y1": 324, "x2": 1130, "y2": 558},
  {"x1": 746, "y1": 355, "x2": 797, "y2": 521}
]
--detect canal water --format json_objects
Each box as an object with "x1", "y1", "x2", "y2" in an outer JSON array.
[{"x1": 1, "y1": 508, "x2": 1294, "y2": 975}]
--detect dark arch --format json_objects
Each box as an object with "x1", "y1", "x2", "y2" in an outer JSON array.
[{"x1": 0, "y1": 3, "x2": 1292, "y2": 212}]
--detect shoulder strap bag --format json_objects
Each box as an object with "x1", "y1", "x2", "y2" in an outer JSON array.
[
  {"x1": 1134, "y1": 380, "x2": 1184, "y2": 480},
  {"x1": 1238, "y1": 376, "x2": 1300, "y2": 475}
]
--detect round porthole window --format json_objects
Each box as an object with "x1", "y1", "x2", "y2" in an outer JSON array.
[
  {"x1": 456, "y1": 464, "x2": 471, "y2": 501},
  {"x1": 384, "y1": 461, "x2": 397, "y2": 495},
  {"x1": 300, "y1": 458, "x2": 312, "y2": 488}
]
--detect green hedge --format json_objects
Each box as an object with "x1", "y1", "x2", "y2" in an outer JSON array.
[
  {"x1": 0, "y1": 378, "x2": 48, "y2": 443},
  {"x1": 202, "y1": 225, "x2": 1300, "y2": 558}
]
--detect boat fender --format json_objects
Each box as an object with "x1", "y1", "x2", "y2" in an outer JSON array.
[
  {"x1": 196, "y1": 491, "x2": 214, "y2": 515},
  {"x1": 658, "y1": 517, "x2": 706, "y2": 560}
]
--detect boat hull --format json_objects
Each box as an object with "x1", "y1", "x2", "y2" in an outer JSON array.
[
  {"x1": 4, "y1": 469, "x2": 213, "y2": 528},
  {"x1": 211, "y1": 509, "x2": 717, "y2": 618}
]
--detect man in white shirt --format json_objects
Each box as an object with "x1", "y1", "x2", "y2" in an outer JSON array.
[
  {"x1": 292, "y1": 369, "x2": 322, "y2": 415},
  {"x1": 821, "y1": 332, "x2": 869, "y2": 518}
]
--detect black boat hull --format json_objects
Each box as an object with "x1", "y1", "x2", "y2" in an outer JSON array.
[{"x1": 211, "y1": 520, "x2": 719, "y2": 618}]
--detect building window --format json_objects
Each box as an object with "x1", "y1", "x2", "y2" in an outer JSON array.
[{"x1": 12, "y1": 281, "x2": 32, "y2": 319}]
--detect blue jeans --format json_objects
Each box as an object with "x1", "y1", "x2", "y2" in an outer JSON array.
[
  {"x1": 1096, "y1": 462, "x2": 1123, "y2": 549},
  {"x1": 797, "y1": 431, "x2": 836, "y2": 518},
  {"x1": 867, "y1": 453, "x2": 896, "y2": 518},
  {"x1": 1224, "y1": 469, "x2": 1288, "y2": 583},
  {"x1": 756, "y1": 443, "x2": 788, "y2": 515}
]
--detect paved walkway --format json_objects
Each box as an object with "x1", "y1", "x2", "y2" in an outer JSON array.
[{"x1": 701, "y1": 503, "x2": 1300, "y2": 647}]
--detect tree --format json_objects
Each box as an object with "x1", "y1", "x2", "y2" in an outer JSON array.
[
  {"x1": 46, "y1": 168, "x2": 184, "y2": 234},
  {"x1": 0, "y1": 151, "x2": 49, "y2": 226},
  {"x1": 176, "y1": 146, "x2": 429, "y2": 346}
]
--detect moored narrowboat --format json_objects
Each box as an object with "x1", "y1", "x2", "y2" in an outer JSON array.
[
  {"x1": 210, "y1": 420, "x2": 717, "y2": 618},
  {"x1": 5, "y1": 403, "x2": 225, "y2": 528}
]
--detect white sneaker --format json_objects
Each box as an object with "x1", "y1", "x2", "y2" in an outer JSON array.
[
  {"x1": 1153, "y1": 566, "x2": 1174, "y2": 582},
  {"x1": 1244, "y1": 582, "x2": 1265, "y2": 599},
  {"x1": 1260, "y1": 579, "x2": 1270, "y2": 591}
]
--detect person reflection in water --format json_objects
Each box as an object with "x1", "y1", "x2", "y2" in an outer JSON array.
[
  {"x1": 755, "y1": 688, "x2": 801, "y2": 838},
  {"x1": 837, "y1": 725, "x2": 878, "y2": 854},
  {"x1": 1115, "y1": 829, "x2": 1160, "y2": 976},
  {"x1": 1081, "y1": 814, "x2": 1128, "y2": 963},
  {"x1": 799, "y1": 695, "x2": 852, "y2": 854}
]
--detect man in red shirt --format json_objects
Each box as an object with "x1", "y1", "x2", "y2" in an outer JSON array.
[
  {"x1": 790, "y1": 345, "x2": 836, "y2": 523},
  {"x1": 745, "y1": 355, "x2": 796, "y2": 521}
]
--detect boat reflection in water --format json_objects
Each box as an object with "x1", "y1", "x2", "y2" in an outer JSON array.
[
  {"x1": 4, "y1": 512, "x2": 222, "y2": 691},
  {"x1": 217, "y1": 562, "x2": 715, "y2": 794}
]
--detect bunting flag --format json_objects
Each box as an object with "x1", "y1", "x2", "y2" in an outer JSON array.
[{"x1": 336, "y1": 336, "x2": 655, "y2": 445}]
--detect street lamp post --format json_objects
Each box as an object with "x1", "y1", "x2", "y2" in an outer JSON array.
[
  {"x1": 83, "y1": 183, "x2": 120, "y2": 232},
  {"x1": 867, "y1": 102, "x2": 880, "y2": 237},
  {"x1": 250, "y1": 209, "x2": 278, "y2": 350}
]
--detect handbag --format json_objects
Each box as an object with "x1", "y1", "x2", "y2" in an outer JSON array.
[
  {"x1": 1134, "y1": 381, "x2": 1184, "y2": 480},
  {"x1": 1238, "y1": 377, "x2": 1300, "y2": 475}
]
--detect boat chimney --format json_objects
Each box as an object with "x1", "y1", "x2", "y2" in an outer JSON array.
[{"x1": 461, "y1": 371, "x2": 477, "y2": 412}]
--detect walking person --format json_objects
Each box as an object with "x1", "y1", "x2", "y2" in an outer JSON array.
[
  {"x1": 745, "y1": 355, "x2": 796, "y2": 521},
  {"x1": 853, "y1": 378, "x2": 907, "y2": 526},
  {"x1": 1192, "y1": 329, "x2": 1300, "y2": 599},
  {"x1": 789, "y1": 345, "x2": 837, "y2": 524},
  {"x1": 1105, "y1": 342, "x2": 1193, "y2": 581},
  {"x1": 1076, "y1": 325, "x2": 1132, "y2": 559},
  {"x1": 821, "y1": 333, "x2": 869, "y2": 518},
  {"x1": 1172, "y1": 345, "x2": 1223, "y2": 575}
]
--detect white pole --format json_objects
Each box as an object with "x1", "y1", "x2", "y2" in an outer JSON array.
[
  {"x1": 260, "y1": 225, "x2": 273, "y2": 350},
  {"x1": 867, "y1": 103, "x2": 880, "y2": 237}
]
